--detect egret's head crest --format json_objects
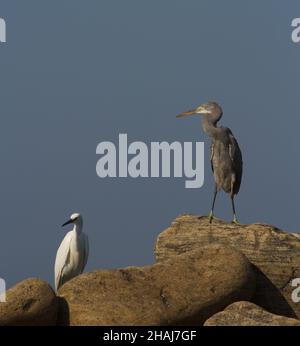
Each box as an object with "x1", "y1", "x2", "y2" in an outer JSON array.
[
  {"x1": 62, "y1": 213, "x2": 82, "y2": 227},
  {"x1": 70, "y1": 213, "x2": 81, "y2": 221}
]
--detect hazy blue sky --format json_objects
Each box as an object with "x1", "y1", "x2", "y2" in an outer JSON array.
[{"x1": 1, "y1": 1, "x2": 300, "y2": 288}]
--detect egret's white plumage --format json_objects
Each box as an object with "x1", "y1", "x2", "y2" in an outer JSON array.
[{"x1": 54, "y1": 213, "x2": 89, "y2": 291}]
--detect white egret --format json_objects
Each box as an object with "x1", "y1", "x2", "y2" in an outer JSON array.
[{"x1": 54, "y1": 213, "x2": 89, "y2": 291}]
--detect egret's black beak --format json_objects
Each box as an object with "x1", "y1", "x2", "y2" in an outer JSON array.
[
  {"x1": 62, "y1": 219, "x2": 73, "y2": 227},
  {"x1": 176, "y1": 109, "x2": 197, "y2": 118}
]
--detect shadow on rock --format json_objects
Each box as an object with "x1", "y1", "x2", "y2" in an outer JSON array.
[
  {"x1": 251, "y1": 265, "x2": 297, "y2": 319},
  {"x1": 56, "y1": 297, "x2": 70, "y2": 326}
]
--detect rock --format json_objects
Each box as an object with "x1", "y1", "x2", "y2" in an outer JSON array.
[
  {"x1": 58, "y1": 244, "x2": 255, "y2": 325},
  {"x1": 0, "y1": 278, "x2": 58, "y2": 326},
  {"x1": 155, "y1": 214, "x2": 300, "y2": 319},
  {"x1": 204, "y1": 301, "x2": 300, "y2": 326}
]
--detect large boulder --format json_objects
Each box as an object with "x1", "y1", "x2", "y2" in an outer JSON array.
[
  {"x1": 155, "y1": 214, "x2": 300, "y2": 319},
  {"x1": 204, "y1": 301, "x2": 300, "y2": 326},
  {"x1": 0, "y1": 278, "x2": 58, "y2": 326},
  {"x1": 58, "y1": 244, "x2": 255, "y2": 325}
]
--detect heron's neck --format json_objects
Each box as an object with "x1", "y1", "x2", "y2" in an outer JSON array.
[
  {"x1": 201, "y1": 114, "x2": 222, "y2": 138},
  {"x1": 73, "y1": 222, "x2": 83, "y2": 235}
]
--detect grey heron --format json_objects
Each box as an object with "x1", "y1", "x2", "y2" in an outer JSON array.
[{"x1": 177, "y1": 101, "x2": 243, "y2": 223}]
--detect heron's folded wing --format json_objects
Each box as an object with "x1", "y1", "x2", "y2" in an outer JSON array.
[
  {"x1": 228, "y1": 130, "x2": 243, "y2": 190},
  {"x1": 228, "y1": 133, "x2": 243, "y2": 166},
  {"x1": 210, "y1": 142, "x2": 215, "y2": 173},
  {"x1": 82, "y1": 234, "x2": 89, "y2": 270},
  {"x1": 54, "y1": 232, "x2": 72, "y2": 290}
]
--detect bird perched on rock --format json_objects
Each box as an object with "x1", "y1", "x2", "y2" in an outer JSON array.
[
  {"x1": 54, "y1": 213, "x2": 89, "y2": 290},
  {"x1": 177, "y1": 101, "x2": 243, "y2": 223}
]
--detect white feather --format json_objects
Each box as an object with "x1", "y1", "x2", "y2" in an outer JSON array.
[{"x1": 54, "y1": 214, "x2": 89, "y2": 291}]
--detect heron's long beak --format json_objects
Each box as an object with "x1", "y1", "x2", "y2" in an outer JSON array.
[
  {"x1": 176, "y1": 108, "x2": 198, "y2": 118},
  {"x1": 62, "y1": 219, "x2": 73, "y2": 227}
]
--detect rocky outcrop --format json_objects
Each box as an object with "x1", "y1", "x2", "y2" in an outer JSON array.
[
  {"x1": 0, "y1": 278, "x2": 58, "y2": 326},
  {"x1": 2, "y1": 215, "x2": 299, "y2": 326},
  {"x1": 204, "y1": 301, "x2": 300, "y2": 326},
  {"x1": 58, "y1": 244, "x2": 255, "y2": 325},
  {"x1": 155, "y1": 214, "x2": 300, "y2": 319}
]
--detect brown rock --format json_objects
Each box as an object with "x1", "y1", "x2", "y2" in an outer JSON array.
[
  {"x1": 155, "y1": 214, "x2": 300, "y2": 319},
  {"x1": 58, "y1": 244, "x2": 255, "y2": 325},
  {"x1": 0, "y1": 278, "x2": 58, "y2": 325},
  {"x1": 204, "y1": 301, "x2": 300, "y2": 326}
]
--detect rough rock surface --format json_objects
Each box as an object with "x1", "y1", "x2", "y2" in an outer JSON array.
[
  {"x1": 58, "y1": 244, "x2": 255, "y2": 325},
  {"x1": 0, "y1": 278, "x2": 58, "y2": 326},
  {"x1": 155, "y1": 214, "x2": 300, "y2": 319},
  {"x1": 204, "y1": 301, "x2": 300, "y2": 326}
]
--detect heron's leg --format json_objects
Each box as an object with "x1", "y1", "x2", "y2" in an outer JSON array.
[
  {"x1": 209, "y1": 185, "x2": 218, "y2": 223},
  {"x1": 231, "y1": 196, "x2": 239, "y2": 224}
]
